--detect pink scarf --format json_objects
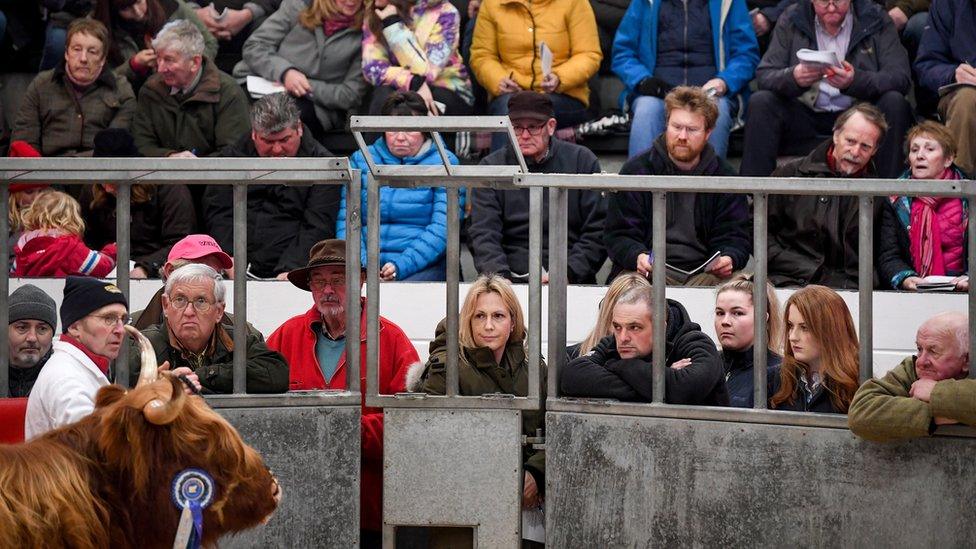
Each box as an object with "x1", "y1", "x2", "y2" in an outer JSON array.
[
  {"x1": 323, "y1": 14, "x2": 355, "y2": 36},
  {"x1": 909, "y1": 167, "x2": 963, "y2": 277}
]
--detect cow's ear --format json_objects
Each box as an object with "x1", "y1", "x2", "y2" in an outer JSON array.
[{"x1": 95, "y1": 385, "x2": 127, "y2": 408}]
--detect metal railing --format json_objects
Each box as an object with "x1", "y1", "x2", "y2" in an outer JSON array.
[
  {"x1": 517, "y1": 172, "x2": 976, "y2": 429},
  {"x1": 0, "y1": 157, "x2": 359, "y2": 406},
  {"x1": 350, "y1": 116, "x2": 546, "y2": 410}
]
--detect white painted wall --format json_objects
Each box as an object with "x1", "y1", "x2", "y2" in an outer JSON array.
[{"x1": 13, "y1": 279, "x2": 966, "y2": 378}]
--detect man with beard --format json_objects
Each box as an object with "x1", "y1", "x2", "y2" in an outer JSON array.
[
  {"x1": 766, "y1": 103, "x2": 885, "y2": 288},
  {"x1": 7, "y1": 285, "x2": 57, "y2": 397},
  {"x1": 268, "y1": 239, "x2": 418, "y2": 546},
  {"x1": 604, "y1": 86, "x2": 751, "y2": 285},
  {"x1": 12, "y1": 18, "x2": 135, "y2": 157}
]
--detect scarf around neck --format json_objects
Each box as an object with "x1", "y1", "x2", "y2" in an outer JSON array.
[
  {"x1": 910, "y1": 167, "x2": 964, "y2": 277},
  {"x1": 323, "y1": 14, "x2": 355, "y2": 36}
]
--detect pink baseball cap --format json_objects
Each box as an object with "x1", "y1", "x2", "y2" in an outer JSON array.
[{"x1": 167, "y1": 234, "x2": 234, "y2": 269}]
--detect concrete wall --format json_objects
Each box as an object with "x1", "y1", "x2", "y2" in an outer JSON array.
[
  {"x1": 217, "y1": 405, "x2": 360, "y2": 548},
  {"x1": 12, "y1": 279, "x2": 965, "y2": 379},
  {"x1": 545, "y1": 411, "x2": 976, "y2": 548}
]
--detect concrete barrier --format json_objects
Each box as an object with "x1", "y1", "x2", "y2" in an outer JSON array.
[
  {"x1": 545, "y1": 411, "x2": 976, "y2": 548},
  {"x1": 217, "y1": 404, "x2": 361, "y2": 548}
]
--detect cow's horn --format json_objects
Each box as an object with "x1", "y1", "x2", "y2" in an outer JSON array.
[
  {"x1": 142, "y1": 380, "x2": 183, "y2": 425},
  {"x1": 124, "y1": 325, "x2": 159, "y2": 387}
]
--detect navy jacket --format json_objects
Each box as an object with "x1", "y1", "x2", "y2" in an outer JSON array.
[
  {"x1": 605, "y1": 135, "x2": 751, "y2": 278},
  {"x1": 914, "y1": 0, "x2": 976, "y2": 94},
  {"x1": 723, "y1": 347, "x2": 782, "y2": 408},
  {"x1": 561, "y1": 299, "x2": 728, "y2": 405}
]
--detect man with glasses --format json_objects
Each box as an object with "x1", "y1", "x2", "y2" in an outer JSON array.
[
  {"x1": 469, "y1": 91, "x2": 607, "y2": 284},
  {"x1": 740, "y1": 0, "x2": 913, "y2": 178},
  {"x1": 204, "y1": 92, "x2": 340, "y2": 280},
  {"x1": 127, "y1": 263, "x2": 288, "y2": 393},
  {"x1": 268, "y1": 239, "x2": 418, "y2": 545},
  {"x1": 605, "y1": 86, "x2": 751, "y2": 286},
  {"x1": 25, "y1": 277, "x2": 130, "y2": 438}
]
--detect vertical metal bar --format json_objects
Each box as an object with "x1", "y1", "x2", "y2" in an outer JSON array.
[
  {"x1": 232, "y1": 182, "x2": 248, "y2": 394},
  {"x1": 346, "y1": 172, "x2": 362, "y2": 394},
  {"x1": 969, "y1": 198, "x2": 976, "y2": 379},
  {"x1": 527, "y1": 186, "x2": 542, "y2": 402},
  {"x1": 0, "y1": 182, "x2": 8, "y2": 397},
  {"x1": 547, "y1": 188, "x2": 568, "y2": 400},
  {"x1": 651, "y1": 192, "x2": 667, "y2": 403},
  {"x1": 446, "y1": 186, "x2": 460, "y2": 396},
  {"x1": 858, "y1": 195, "x2": 874, "y2": 383},
  {"x1": 115, "y1": 181, "x2": 131, "y2": 387},
  {"x1": 431, "y1": 131, "x2": 456, "y2": 176},
  {"x1": 367, "y1": 173, "x2": 381, "y2": 398},
  {"x1": 752, "y1": 193, "x2": 768, "y2": 409}
]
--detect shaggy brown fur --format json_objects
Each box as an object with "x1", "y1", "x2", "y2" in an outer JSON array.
[{"x1": 0, "y1": 377, "x2": 277, "y2": 548}]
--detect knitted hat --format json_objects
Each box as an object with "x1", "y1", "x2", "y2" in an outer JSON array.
[
  {"x1": 7, "y1": 140, "x2": 50, "y2": 194},
  {"x1": 9, "y1": 284, "x2": 58, "y2": 331},
  {"x1": 60, "y1": 276, "x2": 128, "y2": 333}
]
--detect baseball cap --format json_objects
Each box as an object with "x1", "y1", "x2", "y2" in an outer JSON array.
[{"x1": 167, "y1": 234, "x2": 233, "y2": 269}]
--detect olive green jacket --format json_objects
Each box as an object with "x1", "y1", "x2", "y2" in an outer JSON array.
[
  {"x1": 12, "y1": 63, "x2": 135, "y2": 157},
  {"x1": 417, "y1": 319, "x2": 547, "y2": 489},
  {"x1": 131, "y1": 57, "x2": 249, "y2": 157},
  {"x1": 127, "y1": 319, "x2": 289, "y2": 394},
  {"x1": 848, "y1": 356, "x2": 976, "y2": 442}
]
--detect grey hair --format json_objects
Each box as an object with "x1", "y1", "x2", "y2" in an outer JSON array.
[
  {"x1": 251, "y1": 92, "x2": 302, "y2": 134},
  {"x1": 615, "y1": 286, "x2": 654, "y2": 318},
  {"x1": 924, "y1": 311, "x2": 969, "y2": 355},
  {"x1": 165, "y1": 263, "x2": 226, "y2": 304},
  {"x1": 151, "y1": 19, "x2": 205, "y2": 59}
]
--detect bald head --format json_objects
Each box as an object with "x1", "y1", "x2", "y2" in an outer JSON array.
[{"x1": 915, "y1": 312, "x2": 969, "y2": 381}]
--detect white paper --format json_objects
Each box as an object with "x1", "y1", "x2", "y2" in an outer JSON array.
[
  {"x1": 796, "y1": 48, "x2": 843, "y2": 69},
  {"x1": 433, "y1": 100, "x2": 446, "y2": 114},
  {"x1": 522, "y1": 505, "x2": 545, "y2": 543},
  {"x1": 540, "y1": 42, "x2": 553, "y2": 77},
  {"x1": 246, "y1": 75, "x2": 286, "y2": 99},
  {"x1": 921, "y1": 275, "x2": 957, "y2": 284}
]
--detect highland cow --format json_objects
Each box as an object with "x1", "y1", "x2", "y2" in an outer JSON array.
[{"x1": 0, "y1": 326, "x2": 279, "y2": 548}]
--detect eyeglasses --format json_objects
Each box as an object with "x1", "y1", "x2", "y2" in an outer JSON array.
[
  {"x1": 169, "y1": 296, "x2": 215, "y2": 313},
  {"x1": 309, "y1": 277, "x2": 346, "y2": 291},
  {"x1": 89, "y1": 313, "x2": 130, "y2": 327},
  {"x1": 812, "y1": 0, "x2": 850, "y2": 7},
  {"x1": 513, "y1": 124, "x2": 546, "y2": 136}
]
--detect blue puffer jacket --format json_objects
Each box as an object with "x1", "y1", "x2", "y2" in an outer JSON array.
[
  {"x1": 611, "y1": 0, "x2": 759, "y2": 107},
  {"x1": 339, "y1": 138, "x2": 461, "y2": 279}
]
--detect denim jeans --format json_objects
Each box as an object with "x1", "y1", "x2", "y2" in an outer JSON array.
[
  {"x1": 39, "y1": 22, "x2": 66, "y2": 71},
  {"x1": 628, "y1": 94, "x2": 735, "y2": 158},
  {"x1": 488, "y1": 92, "x2": 589, "y2": 151}
]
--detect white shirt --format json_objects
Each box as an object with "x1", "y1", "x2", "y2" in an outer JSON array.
[
  {"x1": 814, "y1": 11, "x2": 855, "y2": 112},
  {"x1": 25, "y1": 339, "x2": 110, "y2": 440}
]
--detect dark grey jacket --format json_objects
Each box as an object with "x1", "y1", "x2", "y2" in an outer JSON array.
[
  {"x1": 756, "y1": 0, "x2": 910, "y2": 109},
  {"x1": 236, "y1": 0, "x2": 370, "y2": 131},
  {"x1": 469, "y1": 138, "x2": 607, "y2": 283}
]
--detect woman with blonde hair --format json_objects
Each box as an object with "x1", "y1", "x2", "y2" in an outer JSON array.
[
  {"x1": 714, "y1": 273, "x2": 783, "y2": 408},
  {"x1": 236, "y1": 0, "x2": 370, "y2": 141},
  {"x1": 13, "y1": 191, "x2": 116, "y2": 277},
  {"x1": 414, "y1": 273, "x2": 545, "y2": 511},
  {"x1": 569, "y1": 272, "x2": 651, "y2": 359},
  {"x1": 770, "y1": 285, "x2": 860, "y2": 413}
]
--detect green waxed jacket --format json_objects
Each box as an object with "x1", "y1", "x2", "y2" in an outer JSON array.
[
  {"x1": 418, "y1": 318, "x2": 547, "y2": 490},
  {"x1": 848, "y1": 356, "x2": 976, "y2": 442},
  {"x1": 131, "y1": 57, "x2": 249, "y2": 157},
  {"x1": 127, "y1": 319, "x2": 289, "y2": 394}
]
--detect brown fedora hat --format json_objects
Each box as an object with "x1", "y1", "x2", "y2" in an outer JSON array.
[{"x1": 287, "y1": 239, "x2": 354, "y2": 291}]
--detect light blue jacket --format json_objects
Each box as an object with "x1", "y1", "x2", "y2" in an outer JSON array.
[
  {"x1": 339, "y1": 138, "x2": 462, "y2": 279},
  {"x1": 611, "y1": 0, "x2": 759, "y2": 107}
]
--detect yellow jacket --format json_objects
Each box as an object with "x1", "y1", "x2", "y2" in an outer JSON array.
[{"x1": 470, "y1": 0, "x2": 601, "y2": 106}]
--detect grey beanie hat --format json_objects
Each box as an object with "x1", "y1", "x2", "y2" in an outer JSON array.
[{"x1": 9, "y1": 284, "x2": 58, "y2": 331}]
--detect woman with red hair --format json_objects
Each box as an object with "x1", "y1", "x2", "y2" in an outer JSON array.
[{"x1": 770, "y1": 285, "x2": 860, "y2": 413}]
